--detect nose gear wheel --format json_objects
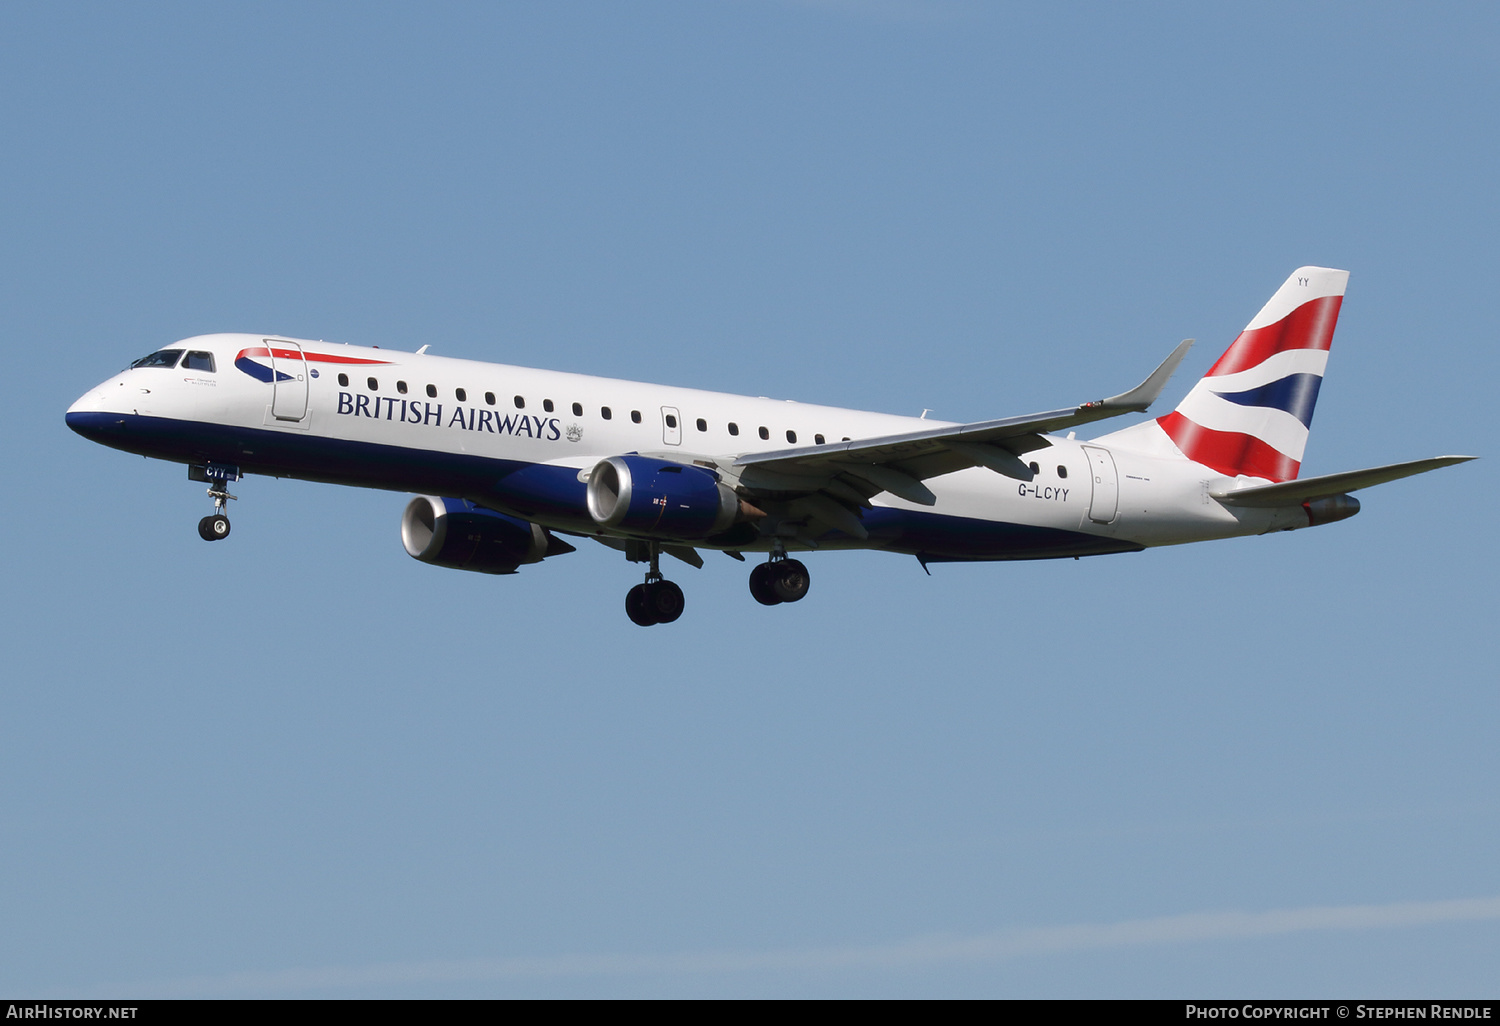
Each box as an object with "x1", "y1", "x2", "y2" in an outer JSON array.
[{"x1": 197, "y1": 469, "x2": 238, "y2": 542}]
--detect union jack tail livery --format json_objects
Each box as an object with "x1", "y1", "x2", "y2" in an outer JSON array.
[{"x1": 1157, "y1": 266, "x2": 1348, "y2": 482}]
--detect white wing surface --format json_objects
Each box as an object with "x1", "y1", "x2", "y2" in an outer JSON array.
[{"x1": 731, "y1": 339, "x2": 1195, "y2": 507}]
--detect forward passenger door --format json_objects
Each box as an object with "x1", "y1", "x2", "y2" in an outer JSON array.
[{"x1": 268, "y1": 340, "x2": 308, "y2": 422}]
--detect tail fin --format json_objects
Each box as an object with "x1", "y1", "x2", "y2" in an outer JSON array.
[{"x1": 1156, "y1": 266, "x2": 1348, "y2": 482}]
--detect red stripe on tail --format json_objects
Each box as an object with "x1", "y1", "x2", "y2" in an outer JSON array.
[
  {"x1": 1158, "y1": 411, "x2": 1301, "y2": 482},
  {"x1": 1206, "y1": 295, "x2": 1343, "y2": 378}
]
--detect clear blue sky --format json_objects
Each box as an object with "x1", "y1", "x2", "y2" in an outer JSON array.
[{"x1": 2, "y1": 1, "x2": 1495, "y2": 997}]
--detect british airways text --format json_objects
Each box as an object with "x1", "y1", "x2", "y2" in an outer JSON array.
[{"x1": 336, "y1": 392, "x2": 562, "y2": 440}]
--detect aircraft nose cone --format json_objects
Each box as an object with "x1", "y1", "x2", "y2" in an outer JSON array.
[
  {"x1": 66, "y1": 383, "x2": 126, "y2": 441},
  {"x1": 65, "y1": 408, "x2": 118, "y2": 442}
]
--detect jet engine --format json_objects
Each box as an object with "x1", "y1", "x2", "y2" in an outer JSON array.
[
  {"x1": 401, "y1": 496, "x2": 575, "y2": 574},
  {"x1": 585, "y1": 455, "x2": 739, "y2": 539}
]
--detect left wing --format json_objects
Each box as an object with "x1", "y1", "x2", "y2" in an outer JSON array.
[{"x1": 731, "y1": 339, "x2": 1195, "y2": 508}]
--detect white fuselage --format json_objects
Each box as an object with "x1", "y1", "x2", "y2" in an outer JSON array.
[{"x1": 66, "y1": 333, "x2": 1305, "y2": 560}]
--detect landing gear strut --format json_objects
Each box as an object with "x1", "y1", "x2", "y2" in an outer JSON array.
[
  {"x1": 749, "y1": 546, "x2": 810, "y2": 606},
  {"x1": 190, "y1": 463, "x2": 239, "y2": 542},
  {"x1": 625, "y1": 542, "x2": 685, "y2": 627}
]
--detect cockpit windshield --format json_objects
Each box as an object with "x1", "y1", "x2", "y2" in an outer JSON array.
[{"x1": 130, "y1": 349, "x2": 184, "y2": 369}]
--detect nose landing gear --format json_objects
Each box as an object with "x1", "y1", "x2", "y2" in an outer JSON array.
[
  {"x1": 624, "y1": 541, "x2": 686, "y2": 626},
  {"x1": 189, "y1": 463, "x2": 240, "y2": 542}
]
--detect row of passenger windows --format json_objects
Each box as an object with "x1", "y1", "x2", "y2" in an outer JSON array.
[
  {"x1": 131, "y1": 353, "x2": 1066, "y2": 467},
  {"x1": 337, "y1": 372, "x2": 846, "y2": 446}
]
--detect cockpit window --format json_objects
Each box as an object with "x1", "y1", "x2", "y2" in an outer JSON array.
[
  {"x1": 130, "y1": 349, "x2": 183, "y2": 369},
  {"x1": 182, "y1": 351, "x2": 215, "y2": 372}
]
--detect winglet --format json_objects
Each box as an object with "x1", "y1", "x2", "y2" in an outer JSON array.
[{"x1": 1088, "y1": 339, "x2": 1195, "y2": 414}]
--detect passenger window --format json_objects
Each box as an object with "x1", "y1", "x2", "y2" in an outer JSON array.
[
  {"x1": 664, "y1": 413, "x2": 677, "y2": 428},
  {"x1": 815, "y1": 434, "x2": 825, "y2": 445},
  {"x1": 759, "y1": 426, "x2": 769, "y2": 440},
  {"x1": 728, "y1": 423, "x2": 739, "y2": 436},
  {"x1": 131, "y1": 349, "x2": 183, "y2": 369},
  {"x1": 1057, "y1": 466, "x2": 1068, "y2": 479},
  {"x1": 786, "y1": 430, "x2": 797, "y2": 443},
  {"x1": 368, "y1": 377, "x2": 379, "y2": 391},
  {"x1": 543, "y1": 399, "x2": 554, "y2": 412},
  {"x1": 337, "y1": 373, "x2": 349, "y2": 387},
  {"x1": 426, "y1": 384, "x2": 437, "y2": 398},
  {"x1": 397, "y1": 381, "x2": 408, "y2": 394},
  {"x1": 456, "y1": 388, "x2": 466, "y2": 402},
  {"x1": 485, "y1": 392, "x2": 496, "y2": 406},
  {"x1": 631, "y1": 410, "x2": 641, "y2": 423},
  {"x1": 842, "y1": 437, "x2": 851, "y2": 442},
  {"x1": 514, "y1": 395, "x2": 525, "y2": 409},
  {"x1": 696, "y1": 418, "x2": 707, "y2": 432},
  {"x1": 572, "y1": 402, "x2": 583, "y2": 417},
  {"x1": 1029, "y1": 462, "x2": 1040, "y2": 475},
  {"x1": 182, "y1": 351, "x2": 215, "y2": 372},
  {"x1": 601, "y1": 407, "x2": 612, "y2": 420}
]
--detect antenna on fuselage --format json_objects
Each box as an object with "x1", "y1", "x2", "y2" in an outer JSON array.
[{"x1": 416, "y1": 345, "x2": 430, "y2": 355}]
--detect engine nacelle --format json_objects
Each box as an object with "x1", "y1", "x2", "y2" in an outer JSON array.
[
  {"x1": 586, "y1": 455, "x2": 739, "y2": 539},
  {"x1": 401, "y1": 496, "x2": 574, "y2": 574},
  {"x1": 1303, "y1": 493, "x2": 1360, "y2": 527}
]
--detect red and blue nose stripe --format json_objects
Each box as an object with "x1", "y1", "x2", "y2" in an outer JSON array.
[{"x1": 235, "y1": 346, "x2": 391, "y2": 383}]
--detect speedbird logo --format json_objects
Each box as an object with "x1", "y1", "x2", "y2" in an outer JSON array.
[{"x1": 234, "y1": 346, "x2": 390, "y2": 383}]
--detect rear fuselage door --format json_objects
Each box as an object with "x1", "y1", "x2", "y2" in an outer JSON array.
[
  {"x1": 661, "y1": 406, "x2": 682, "y2": 446},
  {"x1": 1082, "y1": 445, "x2": 1119, "y2": 524},
  {"x1": 268, "y1": 340, "x2": 308, "y2": 421}
]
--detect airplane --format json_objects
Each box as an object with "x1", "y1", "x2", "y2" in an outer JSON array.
[{"x1": 66, "y1": 266, "x2": 1473, "y2": 626}]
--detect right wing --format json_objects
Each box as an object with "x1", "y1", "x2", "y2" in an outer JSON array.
[{"x1": 732, "y1": 339, "x2": 1195, "y2": 508}]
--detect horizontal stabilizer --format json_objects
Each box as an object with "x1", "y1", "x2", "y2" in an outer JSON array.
[{"x1": 1211, "y1": 456, "x2": 1476, "y2": 507}]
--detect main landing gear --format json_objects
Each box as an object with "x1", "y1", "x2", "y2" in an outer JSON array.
[
  {"x1": 617, "y1": 542, "x2": 812, "y2": 624},
  {"x1": 748, "y1": 551, "x2": 810, "y2": 606},
  {"x1": 190, "y1": 463, "x2": 239, "y2": 542},
  {"x1": 625, "y1": 543, "x2": 685, "y2": 627}
]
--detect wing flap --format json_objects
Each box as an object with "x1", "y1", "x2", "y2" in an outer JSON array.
[
  {"x1": 944, "y1": 440, "x2": 1037, "y2": 480},
  {"x1": 837, "y1": 463, "x2": 937, "y2": 506}
]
